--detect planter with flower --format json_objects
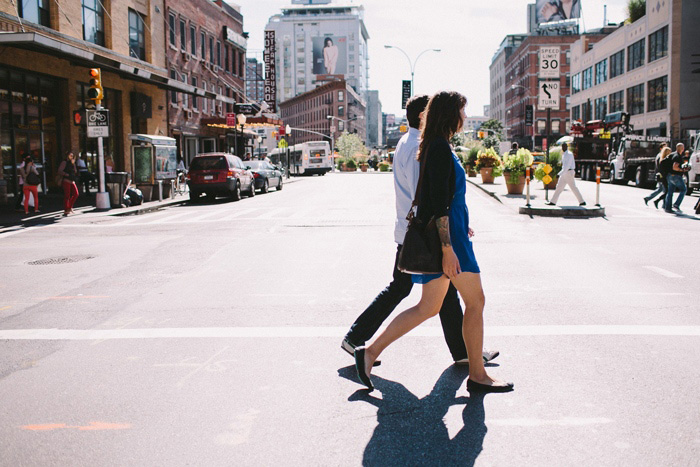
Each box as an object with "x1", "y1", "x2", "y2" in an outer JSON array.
[
  {"x1": 502, "y1": 148, "x2": 534, "y2": 195},
  {"x1": 475, "y1": 148, "x2": 503, "y2": 184},
  {"x1": 464, "y1": 147, "x2": 479, "y2": 177},
  {"x1": 534, "y1": 149, "x2": 562, "y2": 189}
]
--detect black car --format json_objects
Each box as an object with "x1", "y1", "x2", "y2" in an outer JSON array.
[{"x1": 246, "y1": 160, "x2": 283, "y2": 193}]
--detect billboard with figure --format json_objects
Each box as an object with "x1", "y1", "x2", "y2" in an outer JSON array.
[
  {"x1": 536, "y1": 0, "x2": 581, "y2": 24},
  {"x1": 312, "y1": 36, "x2": 347, "y2": 77}
]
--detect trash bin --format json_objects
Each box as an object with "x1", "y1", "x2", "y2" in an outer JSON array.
[{"x1": 105, "y1": 172, "x2": 131, "y2": 208}]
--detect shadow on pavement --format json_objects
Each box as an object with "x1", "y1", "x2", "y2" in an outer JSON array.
[{"x1": 338, "y1": 365, "x2": 487, "y2": 466}]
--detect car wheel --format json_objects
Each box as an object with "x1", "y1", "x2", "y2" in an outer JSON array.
[
  {"x1": 189, "y1": 190, "x2": 201, "y2": 202},
  {"x1": 277, "y1": 178, "x2": 283, "y2": 191},
  {"x1": 261, "y1": 179, "x2": 269, "y2": 194},
  {"x1": 608, "y1": 167, "x2": 616, "y2": 184},
  {"x1": 231, "y1": 181, "x2": 241, "y2": 201},
  {"x1": 247, "y1": 180, "x2": 256, "y2": 197}
]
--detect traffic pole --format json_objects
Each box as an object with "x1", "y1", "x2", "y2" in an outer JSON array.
[
  {"x1": 95, "y1": 103, "x2": 110, "y2": 210},
  {"x1": 525, "y1": 166, "x2": 531, "y2": 207},
  {"x1": 595, "y1": 166, "x2": 601, "y2": 206}
]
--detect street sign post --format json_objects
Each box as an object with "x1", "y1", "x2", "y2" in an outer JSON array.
[
  {"x1": 401, "y1": 80, "x2": 411, "y2": 109},
  {"x1": 525, "y1": 105, "x2": 534, "y2": 125},
  {"x1": 538, "y1": 46, "x2": 560, "y2": 79},
  {"x1": 538, "y1": 81, "x2": 560, "y2": 109},
  {"x1": 226, "y1": 113, "x2": 236, "y2": 127},
  {"x1": 86, "y1": 109, "x2": 109, "y2": 138}
]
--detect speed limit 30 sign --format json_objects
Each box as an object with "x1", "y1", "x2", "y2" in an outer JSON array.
[{"x1": 539, "y1": 46, "x2": 560, "y2": 79}]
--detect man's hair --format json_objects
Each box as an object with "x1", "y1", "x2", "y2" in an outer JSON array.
[
  {"x1": 562, "y1": 143, "x2": 568, "y2": 151},
  {"x1": 677, "y1": 142, "x2": 684, "y2": 149},
  {"x1": 406, "y1": 95, "x2": 430, "y2": 129},
  {"x1": 511, "y1": 142, "x2": 519, "y2": 150}
]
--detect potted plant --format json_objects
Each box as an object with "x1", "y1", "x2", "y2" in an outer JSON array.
[
  {"x1": 502, "y1": 148, "x2": 534, "y2": 195},
  {"x1": 534, "y1": 149, "x2": 562, "y2": 189},
  {"x1": 337, "y1": 157, "x2": 346, "y2": 171},
  {"x1": 357, "y1": 154, "x2": 369, "y2": 172},
  {"x1": 378, "y1": 161, "x2": 391, "y2": 172},
  {"x1": 345, "y1": 158, "x2": 358, "y2": 172},
  {"x1": 475, "y1": 148, "x2": 502, "y2": 184},
  {"x1": 465, "y1": 147, "x2": 479, "y2": 177}
]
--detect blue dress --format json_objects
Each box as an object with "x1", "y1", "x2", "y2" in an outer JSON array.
[{"x1": 412, "y1": 152, "x2": 480, "y2": 284}]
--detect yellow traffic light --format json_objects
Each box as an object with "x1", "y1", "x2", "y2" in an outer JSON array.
[
  {"x1": 478, "y1": 131, "x2": 485, "y2": 139},
  {"x1": 87, "y1": 68, "x2": 103, "y2": 105}
]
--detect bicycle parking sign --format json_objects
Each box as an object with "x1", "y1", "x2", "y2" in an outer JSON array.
[{"x1": 86, "y1": 109, "x2": 110, "y2": 138}]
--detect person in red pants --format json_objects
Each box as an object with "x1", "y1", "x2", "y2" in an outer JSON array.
[
  {"x1": 20, "y1": 155, "x2": 40, "y2": 214},
  {"x1": 57, "y1": 151, "x2": 79, "y2": 216}
]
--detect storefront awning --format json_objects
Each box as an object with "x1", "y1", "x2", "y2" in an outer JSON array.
[{"x1": 0, "y1": 31, "x2": 232, "y2": 102}]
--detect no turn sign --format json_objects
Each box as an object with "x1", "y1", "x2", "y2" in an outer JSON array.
[{"x1": 538, "y1": 81, "x2": 560, "y2": 109}]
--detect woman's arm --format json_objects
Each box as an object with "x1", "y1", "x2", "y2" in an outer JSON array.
[{"x1": 437, "y1": 216, "x2": 460, "y2": 278}]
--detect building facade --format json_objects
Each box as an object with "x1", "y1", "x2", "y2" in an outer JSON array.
[
  {"x1": 490, "y1": 34, "x2": 527, "y2": 129},
  {"x1": 503, "y1": 32, "x2": 609, "y2": 150},
  {"x1": 365, "y1": 90, "x2": 382, "y2": 149},
  {"x1": 164, "y1": 0, "x2": 247, "y2": 164},
  {"x1": 0, "y1": 0, "x2": 188, "y2": 204},
  {"x1": 569, "y1": 0, "x2": 700, "y2": 140},
  {"x1": 265, "y1": 3, "x2": 369, "y2": 106},
  {"x1": 246, "y1": 57, "x2": 264, "y2": 103},
  {"x1": 464, "y1": 116, "x2": 489, "y2": 136},
  {"x1": 279, "y1": 79, "x2": 366, "y2": 145}
]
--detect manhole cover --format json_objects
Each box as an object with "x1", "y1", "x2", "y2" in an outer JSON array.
[{"x1": 28, "y1": 255, "x2": 95, "y2": 265}]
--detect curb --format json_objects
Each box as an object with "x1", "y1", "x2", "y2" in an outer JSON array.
[
  {"x1": 518, "y1": 206, "x2": 606, "y2": 217},
  {"x1": 465, "y1": 178, "x2": 503, "y2": 204}
]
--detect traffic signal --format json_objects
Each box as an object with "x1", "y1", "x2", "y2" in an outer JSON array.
[
  {"x1": 87, "y1": 68, "x2": 103, "y2": 105},
  {"x1": 477, "y1": 131, "x2": 485, "y2": 139}
]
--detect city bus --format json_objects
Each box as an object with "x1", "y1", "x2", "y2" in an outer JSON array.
[{"x1": 269, "y1": 141, "x2": 332, "y2": 175}]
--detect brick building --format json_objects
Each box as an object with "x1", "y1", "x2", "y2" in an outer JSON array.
[
  {"x1": 503, "y1": 32, "x2": 611, "y2": 150},
  {"x1": 279, "y1": 79, "x2": 365, "y2": 146},
  {"x1": 0, "y1": 0, "x2": 192, "y2": 204},
  {"x1": 164, "y1": 0, "x2": 250, "y2": 164}
]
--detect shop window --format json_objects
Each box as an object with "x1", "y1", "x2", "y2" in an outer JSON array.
[
  {"x1": 233, "y1": 49, "x2": 238, "y2": 75},
  {"x1": 627, "y1": 39, "x2": 645, "y2": 71},
  {"x1": 551, "y1": 120, "x2": 560, "y2": 134},
  {"x1": 170, "y1": 70, "x2": 178, "y2": 105},
  {"x1": 179, "y1": 18, "x2": 186, "y2": 51},
  {"x1": 609, "y1": 90, "x2": 624, "y2": 112},
  {"x1": 338, "y1": 105, "x2": 344, "y2": 117},
  {"x1": 338, "y1": 91, "x2": 344, "y2": 102},
  {"x1": 217, "y1": 41, "x2": 221, "y2": 67},
  {"x1": 209, "y1": 37, "x2": 214, "y2": 65},
  {"x1": 225, "y1": 46, "x2": 230, "y2": 73},
  {"x1": 202, "y1": 82, "x2": 208, "y2": 113},
  {"x1": 595, "y1": 59, "x2": 607, "y2": 85},
  {"x1": 128, "y1": 9, "x2": 146, "y2": 61},
  {"x1": 571, "y1": 73, "x2": 581, "y2": 94},
  {"x1": 610, "y1": 50, "x2": 624, "y2": 79},
  {"x1": 201, "y1": 31, "x2": 206, "y2": 59},
  {"x1": 571, "y1": 106, "x2": 580, "y2": 121},
  {"x1": 82, "y1": 0, "x2": 105, "y2": 46},
  {"x1": 168, "y1": 13, "x2": 176, "y2": 46},
  {"x1": 647, "y1": 75, "x2": 667, "y2": 112},
  {"x1": 582, "y1": 67, "x2": 593, "y2": 90},
  {"x1": 649, "y1": 26, "x2": 668, "y2": 62},
  {"x1": 595, "y1": 96, "x2": 607, "y2": 120},
  {"x1": 191, "y1": 77, "x2": 198, "y2": 110},
  {"x1": 537, "y1": 120, "x2": 546, "y2": 134},
  {"x1": 190, "y1": 26, "x2": 196, "y2": 55},
  {"x1": 627, "y1": 83, "x2": 644, "y2": 115},
  {"x1": 181, "y1": 73, "x2": 188, "y2": 108},
  {"x1": 19, "y1": 0, "x2": 50, "y2": 27}
]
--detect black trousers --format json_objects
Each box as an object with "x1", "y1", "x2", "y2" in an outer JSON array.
[{"x1": 345, "y1": 244, "x2": 468, "y2": 361}]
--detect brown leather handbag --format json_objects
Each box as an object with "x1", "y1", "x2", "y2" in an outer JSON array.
[{"x1": 397, "y1": 159, "x2": 443, "y2": 275}]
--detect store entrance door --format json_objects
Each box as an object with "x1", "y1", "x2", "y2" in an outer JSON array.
[
  {"x1": 12, "y1": 131, "x2": 44, "y2": 196},
  {"x1": 185, "y1": 137, "x2": 198, "y2": 166}
]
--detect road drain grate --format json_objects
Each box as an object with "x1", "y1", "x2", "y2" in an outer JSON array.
[{"x1": 28, "y1": 255, "x2": 95, "y2": 265}]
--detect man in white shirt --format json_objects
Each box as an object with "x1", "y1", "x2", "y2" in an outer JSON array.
[
  {"x1": 341, "y1": 95, "x2": 499, "y2": 366},
  {"x1": 546, "y1": 142, "x2": 586, "y2": 206}
]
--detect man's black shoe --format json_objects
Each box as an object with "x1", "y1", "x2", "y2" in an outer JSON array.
[{"x1": 342, "y1": 338, "x2": 380, "y2": 366}]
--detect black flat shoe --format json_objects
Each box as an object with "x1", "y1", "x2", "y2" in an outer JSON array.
[
  {"x1": 467, "y1": 378, "x2": 514, "y2": 393},
  {"x1": 354, "y1": 347, "x2": 374, "y2": 390}
]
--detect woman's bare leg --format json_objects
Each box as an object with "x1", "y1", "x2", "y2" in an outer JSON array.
[
  {"x1": 362, "y1": 276, "x2": 450, "y2": 376},
  {"x1": 451, "y1": 272, "x2": 505, "y2": 385}
]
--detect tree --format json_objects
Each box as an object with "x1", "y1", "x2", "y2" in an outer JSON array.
[
  {"x1": 627, "y1": 0, "x2": 646, "y2": 23},
  {"x1": 479, "y1": 119, "x2": 504, "y2": 151},
  {"x1": 336, "y1": 132, "x2": 368, "y2": 161}
]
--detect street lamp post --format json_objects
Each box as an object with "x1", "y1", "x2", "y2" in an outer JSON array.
[
  {"x1": 510, "y1": 84, "x2": 535, "y2": 150},
  {"x1": 237, "y1": 113, "x2": 247, "y2": 159},
  {"x1": 384, "y1": 45, "x2": 441, "y2": 95}
]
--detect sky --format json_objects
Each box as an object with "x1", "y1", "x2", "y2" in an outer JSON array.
[{"x1": 235, "y1": 0, "x2": 630, "y2": 118}]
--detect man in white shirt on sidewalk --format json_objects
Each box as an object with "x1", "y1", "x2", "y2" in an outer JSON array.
[
  {"x1": 546, "y1": 142, "x2": 586, "y2": 206},
  {"x1": 341, "y1": 95, "x2": 499, "y2": 366}
]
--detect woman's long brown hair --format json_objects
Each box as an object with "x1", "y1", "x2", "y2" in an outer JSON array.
[{"x1": 417, "y1": 91, "x2": 467, "y2": 161}]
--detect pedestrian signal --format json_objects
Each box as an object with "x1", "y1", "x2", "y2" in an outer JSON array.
[{"x1": 87, "y1": 68, "x2": 103, "y2": 105}]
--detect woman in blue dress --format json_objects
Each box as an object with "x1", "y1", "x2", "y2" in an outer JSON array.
[{"x1": 355, "y1": 91, "x2": 513, "y2": 393}]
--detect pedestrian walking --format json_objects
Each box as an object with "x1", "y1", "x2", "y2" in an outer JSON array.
[
  {"x1": 57, "y1": 151, "x2": 79, "y2": 216},
  {"x1": 14, "y1": 155, "x2": 25, "y2": 212},
  {"x1": 644, "y1": 146, "x2": 671, "y2": 208},
  {"x1": 508, "y1": 142, "x2": 518, "y2": 156},
  {"x1": 19, "y1": 155, "x2": 40, "y2": 214},
  {"x1": 545, "y1": 142, "x2": 586, "y2": 206},
  {"x1": 354, "y1": 91, "x2": 512, "y2": 393},
  {"x1": 76, "y1": 153, "x2": 93, "y2": 196},
  {"x1": 664, "y1": 143, "x2": 690, "y2": 213},
  {"x1": 341, "y1": 95, "x2": 499, "y2": 367}
]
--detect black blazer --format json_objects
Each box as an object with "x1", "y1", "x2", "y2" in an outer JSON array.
[{"x1": 416, "y1": 138, "x2": 455, "y2": 223}]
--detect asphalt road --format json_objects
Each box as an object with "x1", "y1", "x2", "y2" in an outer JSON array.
[{"x1": 0, "y1": 172, "x2": 698, "y2": 466}]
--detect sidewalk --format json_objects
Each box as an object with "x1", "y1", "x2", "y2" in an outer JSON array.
[
  {"x1": 0, "y1": 176, "x2": 305, "y2": 229},
  {"x1": 465, "y1": 173, "x2": 606, "y2": 217}
]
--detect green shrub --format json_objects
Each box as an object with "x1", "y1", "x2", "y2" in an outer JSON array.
[
  {"x1": 378, "y1": 161, "x2": 390, "y2": 172},
  {"x1": 346, "y1": 158, "x2": 357, "y2": 170}
]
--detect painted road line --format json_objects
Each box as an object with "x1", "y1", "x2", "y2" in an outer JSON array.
[
  {"x1": 219, "y1": 208, "x2": 259, "y2": 220},
  {"x1": 0, "y1": 226, "x2": 40, "y2": 239},
  {"x1": 643, "y1": 266, "x2": 684, "y2": 279},
  {"x1": 1, "y1": 325, "x2": 700, "y2": 341},
  {"x1": 488, "y1": 418, "x2": 614, "y2": 427}
]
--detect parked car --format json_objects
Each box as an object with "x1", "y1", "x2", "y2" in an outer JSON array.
[
  {"x1": 246, "y1": 160, "x2": 284, "y2": 193},
  {"x1": 187, "y1": 153, "x2": 255, "y2": 201}
]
